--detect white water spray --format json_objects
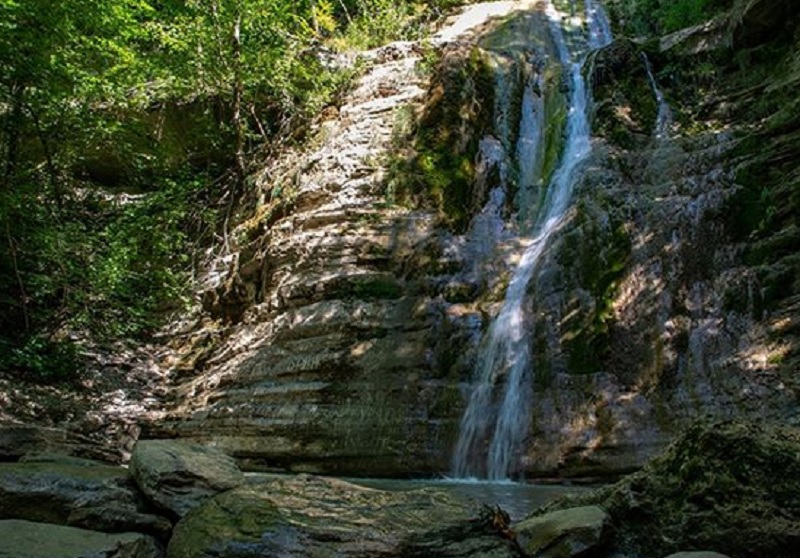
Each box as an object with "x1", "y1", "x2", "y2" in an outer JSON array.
[{"x1": 452, "y1": 0, "x2": 612, "y2": 480}]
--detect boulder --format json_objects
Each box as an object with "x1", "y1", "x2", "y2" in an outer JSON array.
[
  {"x1": 515, "y1": 506, "x2": 611, "y2": 558},
  {"x1": 543, "y1": 422, "x2": 800, "y2": 558},
  {"x1": 0, "y1": 425, "x2": 71, "y2": 461},
  {"x1": 0, "y1": 459, "x2": 142, "y2": 526},
  {"x1": 130, "y1": 440, "x2": 244, "y2": 518},
  {"x1": 167, "y1": 474, "x2": 520, "y2": 558},
  {"x1": 67, "y1": 506, "x2": 173, "y2": 540},
  {"x1": 0, "y1": 519, "x2": 162, "y2": 558}
]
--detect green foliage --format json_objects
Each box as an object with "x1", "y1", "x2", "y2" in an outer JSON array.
[
  {"x1": 0, "y1": 336, "x2": 81, "y2": 384},
  {"x1": 331, "y1": 0, "x2": 468, "y2": 50},
  {"x1": 386, "y1": 47, "x2": 496, "y2": 231},
  {"x1": 0, "y1": 173, "x2": 214, "y2": 348},
  {"x1": 608, "y1": 0, "x2": 733, "y2": 36},
  {"x1": 74, "y1": 176, "x2": 211, "y2": 337},
  {"x1": 0, "y1": 0, "x2": 472, "y2": 384}
]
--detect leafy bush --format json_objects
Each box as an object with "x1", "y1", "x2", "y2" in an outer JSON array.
[{"x1": 0, "y1": 336, "x2": 81, "y2": 384}]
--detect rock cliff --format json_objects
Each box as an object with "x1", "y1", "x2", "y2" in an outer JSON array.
[{"x1": 148, "y1": 0, "x2": 799, "y2": 479}]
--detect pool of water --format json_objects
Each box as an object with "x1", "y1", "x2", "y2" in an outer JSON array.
[{"x1": 343, "y1": 478, "x2": 593, "y2": 521}]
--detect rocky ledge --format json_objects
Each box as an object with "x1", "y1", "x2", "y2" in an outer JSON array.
[
  {"x1": 0, "y1": 435, "x2": 521, "y2": 558},
  {"x1": 1, "y1": 421, "x2": 796, "y2": 557},
  {"x1": 534, "y1": 421, "x2": 800, "y2": 558}
]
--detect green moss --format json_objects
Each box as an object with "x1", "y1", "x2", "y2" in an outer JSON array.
[
  {"x1": 387, "y1": 47, "x2": 496, "y2": 232},
  {"x1": 168, "y1": 489, "x2": 284, "y2": 558},
  {"x1": 589, "y1": 40, "x2": 658, "y2": 149},
  {"x1": 719, "y1": 27, "x2": 800, "y2": 311},
  {"x1": 533, "y1": 325, "x2": 554, "y2": 389},
  {"x1": 539, "y1": 65, "x2": 569, "y2": 195},
  {"x1": 561, "y1": 209, "x2": 632, "y2": 375},
  {"x1": 542, "y1": 422, "x2": 800, "y2": 558}
]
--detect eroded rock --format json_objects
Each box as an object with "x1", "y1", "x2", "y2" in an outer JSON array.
[{"x1": 130, "y1": 440, "x2": 244, "y2": 518}]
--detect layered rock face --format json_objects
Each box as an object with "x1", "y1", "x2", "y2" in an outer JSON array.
[
  {"x1": 153, "y1": 39, "x2": 463, "y2": 475},
  {"x1": 151, "y1": 1, "x2": 797, "y2": 478}
]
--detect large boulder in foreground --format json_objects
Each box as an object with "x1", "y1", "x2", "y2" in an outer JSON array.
[
  {"x1": 515, "y1": 506, "x2": 611, "y2": 558},
  {"x1": 130, "y1": 440, "x2": 245, "y2": 518},
  {"x1": 0, "y1": 455, "x2": 170, "y2": 537},
  {"x1": 167, "y1": 474, "x2": 521, "y2": 558},
  {"x1": 542, "y1": 422, "x2": 800, "y2": 558},
  {"x1": 0, "y1": 519, "x2": 161, "y2": 558},
  {"x1": 0, "y1": 457, "x2": 141, "y2": 525}
]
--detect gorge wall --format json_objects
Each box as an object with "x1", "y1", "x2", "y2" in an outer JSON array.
[{"x1": 148, "y1": 0, "x2": 800, "y2": 479}]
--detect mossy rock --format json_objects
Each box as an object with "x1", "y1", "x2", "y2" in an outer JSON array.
[
  {"x1": 590, "y1": 39, "x2": 659, "y2": 149},
  {"x1": 167, "y1": 475, "x2": 517, "y2": 558},
  {"x1": 556, "y1": 203, "x2": 631, "y2": 376},
  {"x1": 515, "y1": 506, "x2": 611, "y2": 558},
  {"x1": 0, "y1": 520, "x2": 161, "y2": 558},
  {"x1": 540, "y1": 422, "x2": 800, "y2": 557},
  {"x1": 388, "y1": 44, "x2": 496, "y2": 232}
]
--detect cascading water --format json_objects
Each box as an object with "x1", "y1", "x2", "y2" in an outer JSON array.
[
  {"x1": 643, "y1": 54, "x2": 673, "y2": 138},
  {"x1": 585, "y1": 0, "x2": 613, "y2": 50},
  {"x1": 452, "y1": 0, "x2": 613, "y2": 481}
]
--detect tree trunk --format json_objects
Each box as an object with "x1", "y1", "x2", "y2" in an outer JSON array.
[
  {"x1": 232, "y1": 6, "x2": 245, "y2": 187},
  {"x1": 3, "y1": 82, "x2": 25, "y2": 188},
  {"x1": 26, "y1": 103, "x2": 63, "y2": 207}
]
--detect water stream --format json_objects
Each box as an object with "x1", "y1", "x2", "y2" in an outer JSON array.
[
  {"x1": 643, "y1": 53, "x2": 674, "y2": 138},
  {"x1": 452, "y1": 0, "x2": 613, "y2": 481}
]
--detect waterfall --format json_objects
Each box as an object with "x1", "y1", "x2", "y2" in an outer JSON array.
[
  {"x1": 643, "y1": 54, "x2": 674, "y2": 138},
  {"x1": 452, "y1": 0, "x2": 613, "y2": 481},
  {"x1": 586, "y1": 0, "x2": 613, "y2": 50}
]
